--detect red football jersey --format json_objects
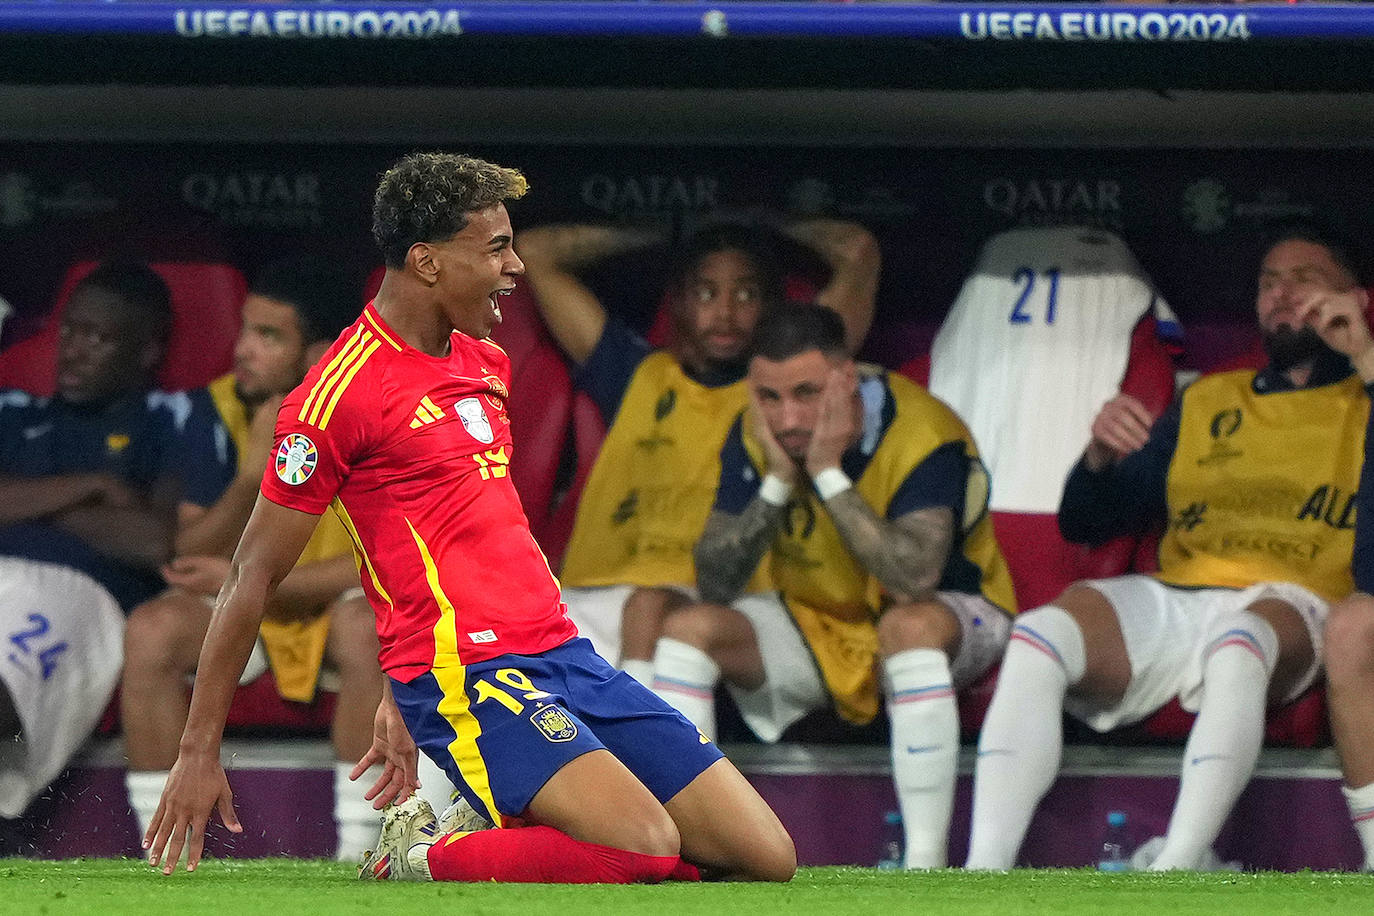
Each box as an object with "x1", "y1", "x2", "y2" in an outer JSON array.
[{"x1": 260, "y1": 304, "x2": 576, "y2": 680}]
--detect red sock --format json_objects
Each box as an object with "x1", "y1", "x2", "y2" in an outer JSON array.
[{"x1": 426, "y1": 826, "x2": 680, "y2": 884}]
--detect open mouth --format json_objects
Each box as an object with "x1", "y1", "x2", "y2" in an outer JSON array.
[{"x1": 489, "y1": 287, "x2": 514, "y2": 322}]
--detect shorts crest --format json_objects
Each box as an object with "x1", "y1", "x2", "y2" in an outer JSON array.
[{"x1": 531, "y1": 705, "x2": 578, "y2": 742}]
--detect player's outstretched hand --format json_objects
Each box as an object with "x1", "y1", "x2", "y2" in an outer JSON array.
[
  {"x1": 352, "y1": 690, "x2": 420, "y2": 809},
  {"x1": 145, "y1": 751, "x2": 241, "y2": 875},
  {"x1": 1086, "y1": 393, "x2": 1156, "y2": 471}
]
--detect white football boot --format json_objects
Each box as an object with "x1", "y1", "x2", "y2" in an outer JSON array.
[{"x1": 358, "y1": 795, "x2": 440, "y2": 881}]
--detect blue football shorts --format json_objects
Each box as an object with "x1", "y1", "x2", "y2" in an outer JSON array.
[{"x1": 390, "y1": 636, "x2": 723, "y2": 824}]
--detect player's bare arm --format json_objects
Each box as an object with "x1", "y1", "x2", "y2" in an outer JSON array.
[
  {"x1": 51, "y1": 471, "x2": 184, "y2": 569},
  {"x1": 518, "y1": 223, "x2": 661, "y2": 365},
  {"x1": 146, "y1": 496, "x2": 321, "y2": 875},
  {"x1": 263, "y1": 554, "x2": 359, "y2": 623},
  {"x1": 0, "y1": 471, "x2": 135, "y2": 526},
  {"x1": 783, "y1": 219, "x2": 880, "y2": 353},
  {"x1": 696, "y1": 501, "x2": 788, "y2": 605},
  {"x1": 697, "y1": 387, "x2": 800, "y2": 603},
  {"x1": 823, "y1": 495, "x2": 954, "y2": 604}
]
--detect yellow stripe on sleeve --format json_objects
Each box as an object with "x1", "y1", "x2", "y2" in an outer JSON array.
[
  {"x1": 364, "y1": 310, "x2": 404, "y2": 351},
  {"x1": 299, "y1": 326, "x2": 365, "y2": 423},
  {"x1": 306, "y1": 330, "x2": 373, "y2": 427},
  {"x1": 317, "y1": 339, "x2": 381, "y2": 430}
]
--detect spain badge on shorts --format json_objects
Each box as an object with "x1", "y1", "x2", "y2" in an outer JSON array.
[
  {"x1": 531, "y1": 705, "x2": 578, "y2": 742},
  {"x1": 275, "y1": 433, "x2": 318, "y2": 486}
]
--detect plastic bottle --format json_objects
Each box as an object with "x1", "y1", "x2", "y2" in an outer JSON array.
[
  {"x1": 1097, "y1": 810, "x2": 1132, "y2": 872},
  {"x1": 876, "y1": 810, "x2": 903, "y2": 869}
]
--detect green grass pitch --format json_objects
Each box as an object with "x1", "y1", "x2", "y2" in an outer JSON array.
[{"x1": 4, "y1": 859, "x2": 1373, "y2": 915}]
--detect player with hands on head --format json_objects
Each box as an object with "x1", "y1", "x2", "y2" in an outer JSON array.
[
  {"x1": 518, "y1": 216, "x2": 879, "y2": 671},
  {"x1": 966, "y1": 223, "x2": 1373, "y2": 871},
  {"x1": 649, "y1": 302, "x2": 1015, "y2": 869},
  {"x1": 144, "y1": 151, "x2": 795, "y2": 885}
]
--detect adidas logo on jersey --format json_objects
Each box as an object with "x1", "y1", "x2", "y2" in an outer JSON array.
[{"x1": 409, "y1": 396, "x2": 445, "y2": 429}]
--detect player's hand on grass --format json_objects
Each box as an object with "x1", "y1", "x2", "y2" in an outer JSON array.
[
  {"x1": 1085, "y1": 393, "x2": 1155, "y2": 471},
  {"x1": 352, "y1": 691, "x2": 420, "y2": 809},
  {"x1": 145, "y1": 750, "x2": 241, "y2": 875}
]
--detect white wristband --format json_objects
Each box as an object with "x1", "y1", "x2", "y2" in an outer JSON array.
[
  {"x1": 758, "y1": 473, "x2": 793, "y2": 507},
  {"x1": 812, "y1": 467, "x2": 853, "y2": 501}
]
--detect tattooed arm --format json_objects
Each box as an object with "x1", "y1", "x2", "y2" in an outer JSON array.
[
  {"x1": 695, "y1": 502, "x2": 788, "y2": 605},
  {"x1": 822, "y1": 494, "x2": 954, "y2": 604}
]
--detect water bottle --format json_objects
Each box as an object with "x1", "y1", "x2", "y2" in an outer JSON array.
[
  {"x1": 876, "y1": 810, "x2": 903, "y2": 869},
  {"x1": 1097, "y1": 810, "x2": 1132, "y2": 872}
]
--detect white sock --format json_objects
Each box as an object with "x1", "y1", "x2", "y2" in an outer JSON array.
[
  {"x1": 651, "y1": 637, "x2": 720, "y2": 743},
  {"x1": 415, "y1": 752, "x2": 455, "y2": 815},
  {"x1": 884, "y1": 648, "x2": 958, "y2": 868},
  {"x1": 126, "y1": 769, "x2": 170, "y2": 843},
  {"x1": 965, "y1": 606, "x2": 1086, "y2": 869},
  {"x1": 1150, "y1": 612, "x2": 1278, "y2": 871},
  {"x1": 621, "y1": 658, "x2": 655, "y2": 689},
  {"x1": 1342, "y1": 782, "x2": 1374, "y2": 870},
  {"x1": 335, "y1": 761, "x2": 384, "y2": 862}
]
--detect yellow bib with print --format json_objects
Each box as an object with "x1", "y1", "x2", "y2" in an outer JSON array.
[
  {"x1": 1157, "y1": 369, "x2": 1366, "y2": 602},
  {"x1": 209, "y1": 373, "x2": 356, "y2": 702},
  {"x1": 744, "y1": 373, "x2": 1016, "y2": 725},
  {"x1": 561, "y1": 352, "x2": 768, "y2": 591}
]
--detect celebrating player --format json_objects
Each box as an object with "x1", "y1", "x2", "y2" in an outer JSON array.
[
  {"x1": 144, "y1": 152, "x2": 795, "y2": 884},
  {"x1": 965, "y1": 225, "x2": 1371, "y2": 870}
]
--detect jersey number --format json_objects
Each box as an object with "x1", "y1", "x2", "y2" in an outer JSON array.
[
  {"x1": 7, "y1": 613, "x2": 68, "y2": 681},
  {"x1": 473, "y1": 667, "x2": 551, "y2": 714},
  {"x1": 1008, "y1": 267, "x2": 1061, "y2": 325},
  {"x1": 472, "y1": 446, "x2": 510, "y2": 480}
]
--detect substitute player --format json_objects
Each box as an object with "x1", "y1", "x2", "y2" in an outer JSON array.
[
  {"x1": 966, "y1": 225, "x2": 1370, "y2": 870},
  {"x1": 144, "y1": 152, "x2": 795, "y2": 884},
  {"x1": 650, "y1": 303, "x2": 1015, "y2": 869},
  {"x1": 1298, "y1": 281, "x2": 1374, "y2": 871}
]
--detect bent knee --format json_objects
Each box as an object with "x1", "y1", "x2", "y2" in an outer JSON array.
[
  {"x1": 124, "y1": 592, "x2": 205, "y2": 665},
  {"x1": 1326, "y1": 593, "x2": 1374, "y2": 674},
  {"x1": 622, "y1": 809, "x2": 681, "y2": 859},
  {"x1": 877, "y1": 601, "x2": 959, "y2": 655},
  {"x1": 659, "y1": 602, "x2": 750, "y2": 653},
  {"x1": 745, "y1": 830, "x2": 797, "y2": 882}
]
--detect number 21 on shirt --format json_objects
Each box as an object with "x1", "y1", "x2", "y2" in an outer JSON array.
[{"x1": 1008, "y1": 266, "x2": 1060, "y2": 326}]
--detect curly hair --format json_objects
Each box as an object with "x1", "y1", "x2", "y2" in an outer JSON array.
[{"x1": 372, "y1": 152, "x2": 529, "y2": 268}]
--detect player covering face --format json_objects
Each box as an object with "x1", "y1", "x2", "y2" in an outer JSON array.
[{"x1": 144, "y1": 152, "x2": 795, "y2": 885}]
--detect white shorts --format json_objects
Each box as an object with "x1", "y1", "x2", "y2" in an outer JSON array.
[
  {"x1": 0, "y1": 558, "x2": 123, "y2": 818},
  {"x1": 561, "y1": 583, "x2": 694, "y2": 663},
  {"x1": 1062, "y1": 575, "x2": 1327, "y2": 733},
  {"x1": 729, "y1": 590, "x2": 1012, "y2": 743}
]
